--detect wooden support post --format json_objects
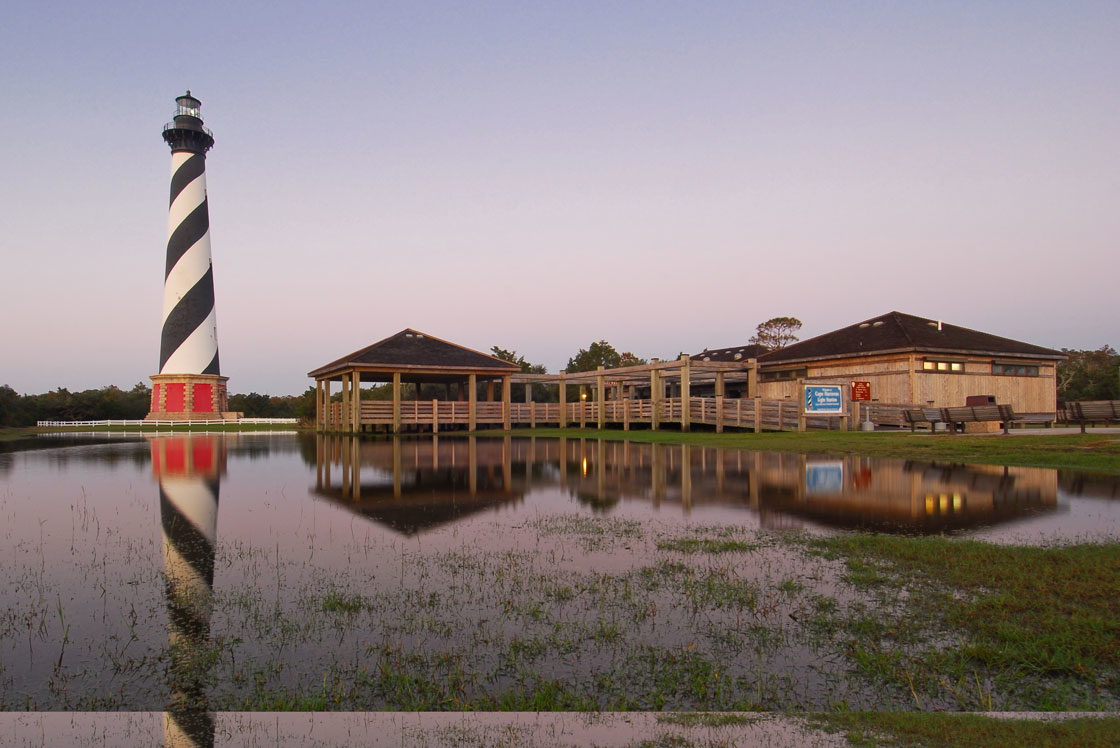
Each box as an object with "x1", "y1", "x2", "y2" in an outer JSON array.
[
  {"x1": 502, "y1": 375, "x2": 511, "y2": 430},
  {"x1": 558, "y1": 375, "x2": 567, "y2": 428},
  {"x1": 351, "y1": 371, "x2": 360, "y2": 432},
  {"x1": 623, "y1": 397, "x2": 630, "y2": 431},
  {"x1": 341, "y1": 374, "x2": 351, "y2": 432},
  {"x1": 754, "y1": 397, "x2": 762, "y2": 432},
  {"x1": 468, "y1": 374, "x2": 477, "y2": 431},
  {"x1": 391, "y1": 372, "x2": 401, "y2": 434},
  {"x1": 432, "y1": 399, "x2": 439, "y2": 433},
  {"x1": 315, "y1": 380, "x2": 323, "y2": 429},
  {"x1": 650, "y1": 369, "x2": 661, "y2": 430},
  {"x1": 486, "y1": 380, "x2": 495, "y2": 402},
  {"x1": 525, "y1": 382, "x2": 535, "y2": 428},
  {"x1": 747, "y1": 358, "x2": 758, "y2": 399},
  {"x1": 680, "y1": 355, "x2": 691, "y2": 432},
  {"x1": 596, "y1": 366, "x2": 605, "y2": 430}
]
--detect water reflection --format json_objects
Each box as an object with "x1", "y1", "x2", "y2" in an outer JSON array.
[
  {"x1": 311, "y1": 435, "x2": 1064, "y2": 535},
  {"x1": 151, "y1": 435, "x2": 221, "y2": 747},
  {"x1": 313, "y1": 436, "x2": 525, "y2": 535}
]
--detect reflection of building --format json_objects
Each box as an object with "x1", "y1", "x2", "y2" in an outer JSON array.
[
  {"x1": 312, "y1": 435, "x2": 524, "y2": 535},
  {"x1": 309, "y1": 436, "x2": 1065, "y2": 535},
  {"x1": 754, "y1": 452, "x2": 1059, "y2": 532},
  {"x1": 151, "y1": 435, "x2": 223, "y2": 747}
]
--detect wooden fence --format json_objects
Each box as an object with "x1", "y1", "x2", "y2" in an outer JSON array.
[{"x1": 328, "y1": 397, "x2": 873, "y2": 432}]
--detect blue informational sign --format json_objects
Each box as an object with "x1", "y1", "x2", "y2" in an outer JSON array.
[
  {"x1": 803, "y1": 385, "x2": 845, "y2": 414},
  {"x1": 805, "y1": 462, "x2": 845, "y2": 494}
]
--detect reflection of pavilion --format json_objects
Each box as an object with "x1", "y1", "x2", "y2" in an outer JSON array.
[
  {"x1": 313, "y1": 435, "x2": 525, "y2": 535},
  {"x1": 309, "y1": 435, "x2": 1065, "y2": 535}
]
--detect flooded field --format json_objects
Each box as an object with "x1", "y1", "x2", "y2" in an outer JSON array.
[{"x1": 1, "y1": 433, "x2": 1117, "y2": 725}]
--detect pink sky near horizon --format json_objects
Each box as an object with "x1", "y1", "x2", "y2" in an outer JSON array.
[{"x1": 1, "y1": 1, "x2": 1117, "y2": 395}]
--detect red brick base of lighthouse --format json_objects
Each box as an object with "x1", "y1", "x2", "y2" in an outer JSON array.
[{"x1": 147, "y1": 374, "x2": 238, "y2": 421}]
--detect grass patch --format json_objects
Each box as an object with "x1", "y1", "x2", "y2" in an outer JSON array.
[
  {"x1": 501, "y1": 428, "x2": 1120, "y2": 474},
  {"x1": 811, "y1": 712, "x2": 1120, "y2": 747},
  {"x1": 657, "y1": 538, "x2": 760, "y2": 554},
  {"x1": 657, "y1": 713, "x2": 763, "y2": 727},
  {"x1": 320, "y1": 591, "x2": 369, "y2": 614},
  {"x1": 801, "y1": 534, "x2": 1120, "y2": 709}
]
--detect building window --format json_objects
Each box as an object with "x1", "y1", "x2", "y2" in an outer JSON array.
[
  {"x1": 993, "y1": 362, "x2": 1039, "y2": 376},
  {"x1": 760, "y1": 368, "x2": 807, "y2": 382},
  {"x1": 922, "y1": 359, "x2": 964, "y2": 372}
]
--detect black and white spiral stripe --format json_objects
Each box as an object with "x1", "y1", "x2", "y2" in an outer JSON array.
[
  {"x1": 160, "y1": 473, "x2": 219, "y2": 744},
  {"x1": 160, "y1": 150, "x2": 220, "y2": 376}
]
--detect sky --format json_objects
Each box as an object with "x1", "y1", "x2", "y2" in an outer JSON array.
[{"x1": 2, "y1": 1, "x2": 1117, "y2": 396}]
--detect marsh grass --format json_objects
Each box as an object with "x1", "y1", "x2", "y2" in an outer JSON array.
[
  {"x1": 656, "y1": 538, "x2": 760, "y2": 554},
  {"x1": 810, "y1": 712, "x2": 1120, "y2": 748},
  {"x1": 801, "y1": 534, "x2": 1120, "y2": 710}
]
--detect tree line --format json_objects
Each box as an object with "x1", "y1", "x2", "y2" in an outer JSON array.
[{"x1": 0, "y1": 384, "x2": 317, "y2": 427}]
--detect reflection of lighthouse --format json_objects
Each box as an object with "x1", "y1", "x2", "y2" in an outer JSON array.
[
  {"x1": 151, "y1": 435, "x2": 224, "y2": 747},
  {"x1": 148, "y1": 92, "x2": 229, "y2": 420}
]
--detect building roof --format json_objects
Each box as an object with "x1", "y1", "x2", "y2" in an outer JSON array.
[
  {"x1": 691, "y1": 343, "x2": 770, "y2": 363},
  {"x1": 759, "y1": 311, "x2": 1065, "y2": 365},
  {"x1": 309, "y1": 329, "x2": 521, "y2": 378}
]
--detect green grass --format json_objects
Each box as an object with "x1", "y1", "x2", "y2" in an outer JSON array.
[
  {"x1": 801, "y1": 535, "x2": 1120, "y2": 709},
  {"x1": 656, "y1": 538, "x2": 760, "y2": 554},
  {"x1": 320, "y1": 590, "x2": 369, "y2": 614},
  {"x1": 500, "y1": 427, "x2": 1120, "y2": 473},
  {"x1": 811, "y1": 712, "x2": 1120, "y2": 747},
  {"x1": 657, "y1": 713, "x2": 763, "y2": 727}
]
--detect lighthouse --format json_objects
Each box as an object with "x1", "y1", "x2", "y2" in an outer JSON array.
[{"x1": 148, "y1": 92, "x2": 229, "y2": 420}]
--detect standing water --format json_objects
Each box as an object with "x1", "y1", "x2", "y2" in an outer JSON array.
[{"x1": 1, "y1": 432, "x2": 1116, "y2": 719}]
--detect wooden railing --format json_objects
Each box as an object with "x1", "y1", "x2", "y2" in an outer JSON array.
[{"x1": 327, "y1": 396, "x2": 876, "y2": 432}]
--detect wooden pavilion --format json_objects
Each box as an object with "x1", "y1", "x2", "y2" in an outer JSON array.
[
  {"x1": 308, "y1": 329, "x2": 521, "y2": 432},
  {"x1": 309, "y1": 328, "x2": 774, "y2": 433}
]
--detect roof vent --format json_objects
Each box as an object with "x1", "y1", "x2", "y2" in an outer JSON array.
[
  {"x1": 703, "y1": 356, "x2": 711, "y2": 362},
  {"x1": 733, "y1": 353, "x2": 742, "y2": 360},
  {"x1": 859, "y1": 323, "x2": 870, "y2": 328},
  {"x1": 872, "y1": 321, "x2": 884, "y2": 327}
]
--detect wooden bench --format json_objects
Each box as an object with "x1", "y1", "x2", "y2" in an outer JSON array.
[
  {"x1": 1065, "y1": 401, "x2": 1120, "y2": 433},
  {"x1": 906, "y1": 405, "x2": 1015, "y2": 434},
  {"x1": 941, "y1": 405, "x2": 1015, "y2": 434},
  {"x1": 904, "y1": 408, "x2": 947, "y2": 432}
]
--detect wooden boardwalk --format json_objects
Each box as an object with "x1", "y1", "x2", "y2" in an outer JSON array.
[{"x1": 323, "y1": 396, "x2": 882, "y2": 433}]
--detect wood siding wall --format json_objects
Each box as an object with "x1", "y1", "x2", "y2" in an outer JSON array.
[{"x1": 757, "y1": 353, "x2": 1057, "y2": 411}]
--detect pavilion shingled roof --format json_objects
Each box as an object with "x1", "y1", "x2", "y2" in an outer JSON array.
[
  {"x1": 759, "y1": 311, "x2": 1065, "y2": 365},
  {"x1": 309, "y1": 329, "x2": 520, "y2": 377}
]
